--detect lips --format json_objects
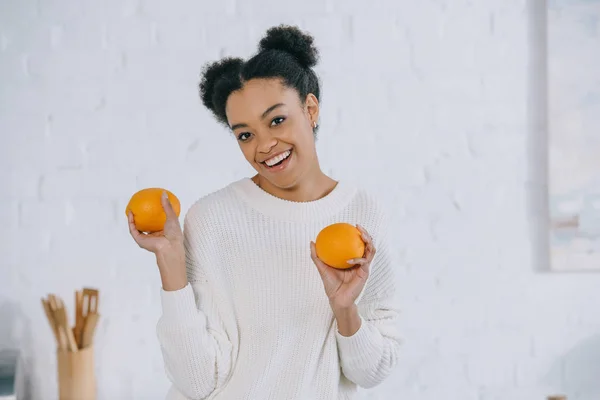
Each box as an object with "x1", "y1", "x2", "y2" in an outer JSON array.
[{"x1": 263, "y1": 149, "x2": 292, "y2": 167}]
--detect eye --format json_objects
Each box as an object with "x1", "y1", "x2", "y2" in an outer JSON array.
[
  {"x1": 237, "y1": 132, "x2": 252, "y2": 142},
  {"x1": 271, "y1": 117, "x2": 286, "y2": 126}
]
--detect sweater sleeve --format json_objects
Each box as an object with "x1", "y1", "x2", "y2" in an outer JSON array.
[
  {"x1": 155, "y1": 210, "x2": 234, "y2": 400},
  {"x1": 334, "y1": 213, "x2": 402, "y2": 389}
]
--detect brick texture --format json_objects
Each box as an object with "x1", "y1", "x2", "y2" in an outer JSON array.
[{"x1": 2, "y1": 0, "x2": 600, "y2": 399}]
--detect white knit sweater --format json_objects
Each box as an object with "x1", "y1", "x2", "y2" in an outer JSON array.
[{"x1": 156, "y1": 177, "x2": 401, "y2": 400}]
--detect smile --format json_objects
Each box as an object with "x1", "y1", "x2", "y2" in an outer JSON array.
[{"x1": 264, "y1": 149, "x2": 292, "y2": 167}]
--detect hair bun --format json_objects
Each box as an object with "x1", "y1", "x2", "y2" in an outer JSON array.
[
  {"x1": 199, "y1": 57, "x2": 244, "y2": 111},
  {"x1": 258, "y1": 25, "x2": 319, "y2": 68}
]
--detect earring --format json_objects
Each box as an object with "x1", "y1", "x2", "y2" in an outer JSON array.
[{"x1": 313, "y1": 121, "x2": 317, "y2": 128}]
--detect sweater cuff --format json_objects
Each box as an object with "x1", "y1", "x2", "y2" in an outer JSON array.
[
  {"x1": 335, "y1": 316, "x2": 382, "y2": 362},
  {"x1": 160, "y1": 283, "x2": 198, "y2": 321}
]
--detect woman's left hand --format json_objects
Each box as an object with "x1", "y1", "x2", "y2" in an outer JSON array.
[{"x1": 310, "y1": 225, "x2": 376, "y2": 311}]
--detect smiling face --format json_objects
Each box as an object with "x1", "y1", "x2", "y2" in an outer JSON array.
[{"x1": 225, "y1": 78, "x2": 320, "y2": 189}]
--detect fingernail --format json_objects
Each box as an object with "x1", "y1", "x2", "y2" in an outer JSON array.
[
  {"x1": 347, "y1": 259, "x2": 355, "y2": 264},
  {"x1": 162, "y1": 191, "x2": 168, "y2": 199}
]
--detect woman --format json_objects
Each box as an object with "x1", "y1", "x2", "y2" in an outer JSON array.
[{"x1": 128, "y1": 25, "x2": 401, "y2": 400}]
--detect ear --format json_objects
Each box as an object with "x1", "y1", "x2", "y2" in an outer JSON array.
[{"x1": 305, "y1": 93, "x2": 319, "y2": 126}]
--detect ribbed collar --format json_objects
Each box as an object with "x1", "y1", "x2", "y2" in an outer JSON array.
[{"x1": 231, "y1": 177, "x2": 357, "y2": 223}]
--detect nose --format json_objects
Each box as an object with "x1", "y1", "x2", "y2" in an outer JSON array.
[{"x1": 256, "y1": 132, "x2": 278, "y2": 154}]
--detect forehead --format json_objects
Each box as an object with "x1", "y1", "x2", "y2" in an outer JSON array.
[{"x1": 225, "y1": 79, "x2": 299, "y2": 124}]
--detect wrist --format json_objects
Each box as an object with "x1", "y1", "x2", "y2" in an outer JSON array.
[
  {"x1": 155, "y1": 249, "x2": 187, "y2": 291},
  {"x1": 333, "y1": 304, "x2": 361, "y2": 337},
  {"x1": 155, "y1": 244, "x2": 184, "y2": 270},
  {"x1": 330, "y1": 298, "x2": 358, "y2": 315},
  {"x1": 331, "y1": 302, "x2": 356, "y2": 315},
  {"x1": 159, "y1": 271, "x2": 188, "y2": 291}
]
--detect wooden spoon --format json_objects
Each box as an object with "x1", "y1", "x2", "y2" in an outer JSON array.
[
  {"x1": 49, "y1": 295, "x2": 78, "y2": 352},
  {"x1": 81, "y1": 313, "x2": 100, "y2": 348},
  {"x1": 41, "y1": 298, "x2": 60, "y2": 348}
]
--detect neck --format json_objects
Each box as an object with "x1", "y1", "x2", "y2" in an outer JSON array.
[{"x1": 252, "y1": 165, "x2": 337, "y2": 203}]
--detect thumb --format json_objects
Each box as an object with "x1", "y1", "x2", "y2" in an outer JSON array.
[{"x1": 161, "y1": 191, "x2": 177, "y2": 219}]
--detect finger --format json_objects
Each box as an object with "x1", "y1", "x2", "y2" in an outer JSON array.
[
  {"x1": 310, "y1": 241, "x2": 330, "y2": 278},
  {"x1": 161, "y1": 191, "x2": 177, "y2": 220},
  {"x1": 128, "y1": 211, "x2": 146, "y2": 245},
  {"x1": 365, "y1": 240, "x2": 376, "y2": 262},
  {"x1": 348, "y1": 257, "x2": 371, "y2": 275},
  {"x1": 357, "y1": 225, "x2": 376, "y2": 260},
  {"x1": 356, "y1": 224, "x2": 372, "y2": 244},
  {"x1": 310, "y1": 242, "x2": 324, "y2": 270},
  {"x1": 347, "y1": 258, "x2": 367, "y2": 266},
  {"x1": 127, "y1": 211, "x2": 140, "y2": 237},
  {"x1": 146, "y1": 231, "x2": 164, "y2": 238},
  {"x1": 353, "y1": 263, "x2": 369, "y2": 281}
]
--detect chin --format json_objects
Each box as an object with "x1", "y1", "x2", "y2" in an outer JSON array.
[
  {"x1": 258, "y1": 170, "x2": 303, "y2": 190},
  {"x1": 268, "y1": 175, "x2": 300, "y2": 190}
]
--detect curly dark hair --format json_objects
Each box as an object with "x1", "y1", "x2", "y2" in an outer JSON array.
[{"x1": 199, "y1": 25, "x2": 321, "y2": 132}]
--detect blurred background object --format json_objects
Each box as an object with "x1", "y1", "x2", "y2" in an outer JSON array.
[{"x1": 0, "y1": 349, "x2": 21, "y2": 400}]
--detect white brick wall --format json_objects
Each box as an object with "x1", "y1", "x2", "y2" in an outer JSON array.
[{"x1": 2, "y1": 0, "x2": 600, "y2": 399}]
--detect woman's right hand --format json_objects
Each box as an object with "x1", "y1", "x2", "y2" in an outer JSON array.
[{"x1": 127, "y1": 191, "x2": 188, "y2": 291}]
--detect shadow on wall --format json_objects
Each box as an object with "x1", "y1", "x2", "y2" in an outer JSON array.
[
  {"x1": 0, "y1": 299, "x2": 34, "y2": 399},
  {"x1": 526, "y1": 0, "x2": 551, "y2": 273},
  {"x1": 545, "y1": 334, "x2": 600, "y2": 400}
]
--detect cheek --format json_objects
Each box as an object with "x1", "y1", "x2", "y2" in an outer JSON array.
[
  {"x1": 240, "y1": 144, "x2": 257, "y2": 163},
  {"x1": 293, "y1": 126, "x2": 316, "y2": 153},
  {"x1": 285, "y1": 120, "x2": 314, "y2": 151}
]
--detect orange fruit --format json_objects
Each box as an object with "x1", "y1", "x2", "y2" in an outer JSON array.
[
  {"x1": 125, "y1": 188, "x2": 180, "y2": 233},
  {"x1": 315, "y1": 222, "x2": 365, "y2": 269}
]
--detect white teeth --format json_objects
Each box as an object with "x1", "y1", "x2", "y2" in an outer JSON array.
[{"x1": 265, "y1": 150, "x2": 291, "y2": 167}]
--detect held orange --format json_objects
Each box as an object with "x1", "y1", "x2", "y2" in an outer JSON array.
[
  {"x1": 315, "y1": 222, "x2": 365, "y2": 269},
  {"x1": 125, "y1": 188, "x2": 180, "y2": 233}
]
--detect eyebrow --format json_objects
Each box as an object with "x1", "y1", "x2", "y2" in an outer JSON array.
[{"x1": 230, "y1": 103, "x2": 285, "y2": 131}]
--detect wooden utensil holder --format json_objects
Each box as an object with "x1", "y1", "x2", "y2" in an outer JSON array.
[{"x1": 57, "y1": 346, "x2": 96, "y2": 400}]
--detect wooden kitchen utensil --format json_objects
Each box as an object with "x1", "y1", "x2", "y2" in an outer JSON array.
[
  {"x1": 80, "y1": 288, "x2": 100, "y2": 349},
  {"x1": 51, "y1": 296, "x2": 78, "y2": 352},
  {"x1": 41, "y1": 298, "x2": 60, "y2": 347},
  {"x1": 82, "y1": 288, "x2": 99, "y2": 317},
  {"x1": 47, "y1": 295, "x2": 68, "y2": 351},
  {"x1": 42, "y1": 289, "x2": 98, "y2": 399},
  {"x1": 74, "y1": 290, "x2": 84, "y2": 348},
  {"x1": 81, "y1": 313, "x2": 99, "y2": 348}
]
